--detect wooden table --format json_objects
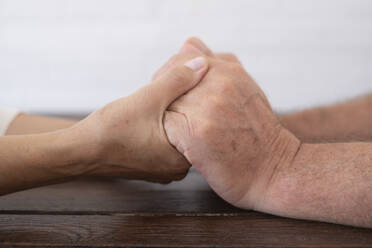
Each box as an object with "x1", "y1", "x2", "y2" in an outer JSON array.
[{"x1": 0, "y1": 169, "x2": 371, "y2": 247}]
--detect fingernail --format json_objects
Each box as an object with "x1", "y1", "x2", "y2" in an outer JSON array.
[{"x1": 184, "y1": 57, "x2": 206, "y2": 71}]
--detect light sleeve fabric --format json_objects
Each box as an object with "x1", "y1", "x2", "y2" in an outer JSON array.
[{"x1": 0, "y1": 108, "x2": 20, "y2": 136}]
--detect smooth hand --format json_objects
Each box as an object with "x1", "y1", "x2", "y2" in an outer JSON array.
[{"x1": 68, "y1": 56, "x2": 208, "y2": 183}]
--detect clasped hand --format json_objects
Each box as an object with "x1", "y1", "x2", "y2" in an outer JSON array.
[
  {"x1": 3, "y1": 37, "x2": 371, "y2": 227},
  {"x1": 68, "y1": 38, "x2": 300, "y2": 211}
]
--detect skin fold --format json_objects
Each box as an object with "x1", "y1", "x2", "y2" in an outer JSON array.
[{"x1": 2, "y1": 37, "x2": 372, "y2": 228}]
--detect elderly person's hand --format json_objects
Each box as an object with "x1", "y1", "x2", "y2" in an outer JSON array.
[
  {"x1": 161, "y1": 38, "x2": 372, "y2": 228},
  {"x1": 162, "y1": 38, "x2": 301, "y2": 209}
]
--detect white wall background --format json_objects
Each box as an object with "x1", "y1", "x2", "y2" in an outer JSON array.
[{"x1": 0, "y1": 0, "x2": 372, "y2": 114}]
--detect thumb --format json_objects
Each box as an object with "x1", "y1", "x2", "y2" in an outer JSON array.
[{"x1": 146, "y1": 56, "x2": 208, "y2": 110}]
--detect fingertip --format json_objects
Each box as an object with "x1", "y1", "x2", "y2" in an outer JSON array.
[
  {"x1": 185, "y1": 37, "x2": 214, "y2": 57},
  {"x1": 180, "y1": 43, "x2": 202, "y2": 54}
]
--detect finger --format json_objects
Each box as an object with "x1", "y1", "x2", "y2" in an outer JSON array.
[
  {"x1": 152, "y1": 55, "x2": 178, "y2": 82},
  {"x1": 152, "y1": 48, "x2": 203, "y2": 81},
  {"x1": 180, "y1": 43, "x2": 204, "y2": 55},
  {"x1": 153, "y1": 37, "x2": 211, "y2": 82},
  {"x1": 163, "y1": 111, "x2": 190, "y2": 155},
  {"x1": 181, "y1": 37, "x2": 215, "y2": 57},
  {"x1": 216, "y1": 53, "x2": 241, "y2": 64},
  {"x1": 144, "y1": 56, "x2": 209, "y2": 111}
]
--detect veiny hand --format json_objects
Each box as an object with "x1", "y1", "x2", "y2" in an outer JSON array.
[
  {"x1": 68, "y1": 56, "x2": 208, "y2": 183},
  {"x1": 163, "y1": 38, "x2": 301, "y2": 209}
]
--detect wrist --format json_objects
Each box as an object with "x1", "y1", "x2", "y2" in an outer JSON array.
[
  {"x1": 252, "y1": 132, "x2": 303, "y2": 215},
  {"x1": 242, "y1": 126, "x2": 302, "y2": 211},
  {"x1": 57, "y1": 125, "x2": 101, "y2": 176}
]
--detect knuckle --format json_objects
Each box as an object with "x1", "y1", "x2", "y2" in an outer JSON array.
[
  {"x1": 220, "y1": 79, "x2": 232, "y2": 90},
  {"x1": 196, "y1": 120, "x2": 214, "y2": 140},
  {"x1": 228, "y1": 53, "x2": 239, "y2": 60},
  {"x1": 172, "y1": 169, "x2": 189, "y2": 181},
  {"x1": 168, "y1": 153, "x2": 190, "y2": 172},
  {"x1": 186, "y1": 36, "x2": 200, "y2": 45},
  {"x1": 216, "y1": 77, "x2": 234, "y2": 94},
  {"x1": 228, "y1": 62, "x2": 246, "y2": 75},
  {"x1": 173, "y1": 153, "x2": 189, "y2": 167},
  {"x1": 207, "y1": 97, "x2": 224, "y2": 113},
  {"x1": 224, "y1": 53, "x2": 239, "y2": 62}
]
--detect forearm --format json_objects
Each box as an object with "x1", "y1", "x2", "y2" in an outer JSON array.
[
  {"x1": 0, "y1": 128, "x2": 96, "y2": 195},
  {"x1": 279, "y1": 95, "x2": 372, "y2": 143},
  {"x1": 6, "y1": 113, "x2": 77, "y2": 135},
  {"x1": 260, "y1": 142, "x2": 372, "y2": 228}
]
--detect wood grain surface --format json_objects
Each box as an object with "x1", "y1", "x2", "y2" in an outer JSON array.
[{"x1": 0, "y1": 170, "x2": 371, "y2": 247}]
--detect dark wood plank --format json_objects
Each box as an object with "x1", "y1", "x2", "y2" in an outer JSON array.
[
  {"x1": 0, "y1": 214, "x2": 372, "y2": 248},
  {"x1": 0, "y1": 170, "x2": 241, "y2": 214},
  {"x1": 1, "y1": 161, "x2": 371, "y2": 247}
]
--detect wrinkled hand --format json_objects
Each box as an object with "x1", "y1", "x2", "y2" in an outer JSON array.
[
  {"x1": 163, "y1": 38, "x2": 301, "y2": 209},
  {"x1": 69, "y1": 56, "x2": 208, "y2": 183}
]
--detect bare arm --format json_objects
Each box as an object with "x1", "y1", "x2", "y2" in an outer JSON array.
[
  {"x1": 261, "y1": 141, "x2": 372, "y2": 228},
  {"x1": 0, "y1": 129, "x2": 94, "y2": 195},
  {"x1": 6, "y1": 113, "x2": 77, "y2": 135},
  {"x1": 270, "y1": 96, "x2": 372, "y2": 227},
  {"x1": 0, "y1": 56, "x2": 207, "y2": 195},
  {"x1": 0, "y1": 113, "x2": 85, "y2": 194},
  {"x1": 280, "y1": 94, "x2": 372, "y2": 143}
]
